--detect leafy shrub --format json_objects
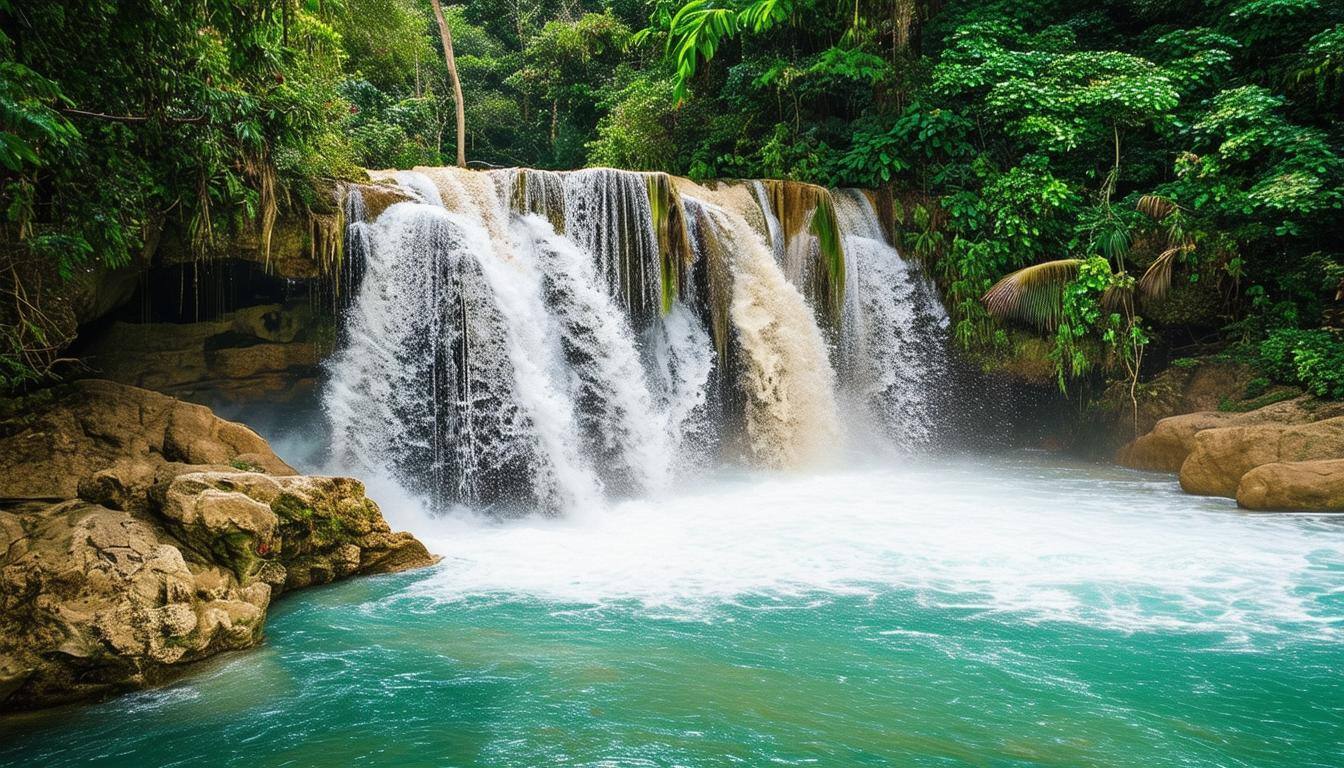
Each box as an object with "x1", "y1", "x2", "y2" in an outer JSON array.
[
  {"x1": 1243, "y1": 376, "x2": 1271, "y2": 398},
  {"x1": 1258, "y1": 328, "x2": 1344, "y2": 399}
]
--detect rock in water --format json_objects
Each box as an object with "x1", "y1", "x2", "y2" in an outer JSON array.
[
  {"x1": 1117, "y1": 412, "x2": 1248, "y2": 473},
  {"x1": 1237, "y1": 459, "x2": 1344, "y2": 511},
  {"x1": 0, "y1": 380, "x2": 436, "y2": 711},
  {"x1": 1179, "y1": 416, "x2": 1344, "y2": 498}
]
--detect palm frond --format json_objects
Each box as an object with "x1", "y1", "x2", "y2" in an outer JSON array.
[
  {"x1": 1137, "y1": 194, "x2": 1176, "y2": 220},
  {"x1": 982, "y1": 259, "x2": 1083, "y2": 330},
  {"x1": 1102, "y1": 283, "x2": 1133, "y2": 314},
  {"x1": 1138, "y1": 244, "x2": 1190, "y2": 301}
]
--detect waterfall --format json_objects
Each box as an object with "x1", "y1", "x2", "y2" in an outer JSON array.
[
  {"x1": 833, "y1": 190, "x2": 949, "y2": 447},
  {"x1": 562, "y1": 169, "x2": 662, "y2": 327},
  {"x1": 645, "y1": 302, "x2": 716, "y2": 464},
  {"x1": 684, "y1": 196, "x2": 841, "y2": 468},
  {"x1": 512, "y1": 214, "x2": 672, "y2": 495},
  {"x1": 325, "y1": 167, "x2": 949, "y2": 512}
]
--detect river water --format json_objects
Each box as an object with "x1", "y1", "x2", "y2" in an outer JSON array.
[{"x1": 3, "y1": 451, "x2": 1341, "y2": 767}]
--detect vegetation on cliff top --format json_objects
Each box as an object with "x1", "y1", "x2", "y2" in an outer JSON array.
[{"x1": 1, "y1": 0, "x2": 1341, "y2": 394}]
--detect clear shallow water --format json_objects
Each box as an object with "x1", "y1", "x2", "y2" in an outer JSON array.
[{"x1": 3, "y1": 452, "x2": 1343, "y2": 767}]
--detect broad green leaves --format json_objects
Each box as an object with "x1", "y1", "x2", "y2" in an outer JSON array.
[{"x1": 646, "y1": 0, "x2": 795, "y2": 102}]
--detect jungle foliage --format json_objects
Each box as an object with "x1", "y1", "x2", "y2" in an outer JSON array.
[{"x1": 2, "y1": 0, "x2": 1342, "y2": 392}]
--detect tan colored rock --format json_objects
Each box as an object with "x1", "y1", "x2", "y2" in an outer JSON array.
[
  {"x1": 1118, "y1": 412, "x2": 1244, "y2": 472},
  {"x1": 0, "y1": 470, "x2": 435, "y2": 711},
  {"x1": 1117, "y1": 397, "x2": 1333, "y2": 473},
  {"x1": 1103, "y1": 360, "x2": 1255, "y2": 445},
  {"x1": 0, "y1": 501, "x2": 263, "y2": 709},
  {"x1": 78, "y1": 305, "x2": 322, "y2": 406},
  {"x1": 1179, "y1": 416, "x2": 1344, "y2": 497},
  {"x1": 0, "y1": 379, "x2": 294, "y2": 502},
  {"x1": 1236, "y1": 459, "x2": 1344, "y2": 511},
  {"x1": 0, "y1": 382, "x2": 436, "y2": 712}
]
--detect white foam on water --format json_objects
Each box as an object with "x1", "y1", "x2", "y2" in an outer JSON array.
[{"x1": 389, "y1": 455, "x2": 1344, "y2": 643}]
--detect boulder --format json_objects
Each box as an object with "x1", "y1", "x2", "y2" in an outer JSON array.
[
  {"x1": 1237, "y1": 459, "x2": 1344, "y2": 511},
  {"x1": 0, "y1": 500, "x2": 270, "y2": 709},
  {"x1": 0, "y1": 381, "x2": 436, "y2": 711},
  {"x1": 1117, "y1": 412, "x2": 1245, "y2": 472},
  {"x1": 0, "y1": 379, "x2": 293, "y2": 503},
  {"x1": 1117, "y1": 396, "x2": 1339, "y2": 473},
  {"x1": 1179, "y1": 416, "x2": 1344, "y2": 497}
]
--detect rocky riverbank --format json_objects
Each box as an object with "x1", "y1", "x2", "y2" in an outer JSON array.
[
  {"x1": 1114, "y1": 363, "x2": 1344, "y2": 511},
  {"x1": 0, "y1": 380, "x2": 436, "y2": 711}
]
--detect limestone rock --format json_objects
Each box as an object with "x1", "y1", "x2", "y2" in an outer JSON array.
[
  {"x1": 1236, "y1": 459, "x2": 1344, "y2": 511},
  {"x1": 1109, "y1": 360, "x2": 1255, "y2": 438},
  {"x1": 0, "y1": 470, "x2": 435, "y2": 711},
  {"x1": 0, "y1": 379, "x2": 293, "y2": 503},
  {"x1": 0, "y1": 381, "x2": 436, "y2": 711},
  {"x1": 0, "y1": 501, "x2": 267, "y2": 709},
  {"x1": 78, "y1": 304, "x2": 322, "y2": 407},
  {"x1": 1117, "y1": 397, "x2": 1338, "y2": 473},
  {"x1": 1179, "y1": 416, "x2": 1344, "y2": 497}
]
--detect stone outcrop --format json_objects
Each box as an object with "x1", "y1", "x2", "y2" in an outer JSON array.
[
  {"x1": 0, "y1": 380, "x2": 435, "y2": 711},
  {"x1": 1236, "y1": 459, "x2": 1344, "y2": 511},
  {"x1": 0, "y1": 379, "x2": 293, "y2": 502},
  {"x1": 1179, "y1": 416, "x2": 1344, "y2": 498},
  {"x1": 1116, "y1": 397, "x2": 1324, "y2": 473},
  {"x1": 1117, "y1": 387, "x2": 1344, "y2": 509},
  {"x1": 78, "y1": 304, "x2": 323, "y2": 407}
]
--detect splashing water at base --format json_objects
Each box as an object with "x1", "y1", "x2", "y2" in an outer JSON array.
[{"x1": 6, "y1": 453, "x2": 1341, "y2": 768}]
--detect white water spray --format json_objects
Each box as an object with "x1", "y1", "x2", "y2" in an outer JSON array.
[
  {"x1": 327, "y1": 168, "x2": 951, "y2": 510},
  {"x1": 833, "y1": 190, "x2": 949, "y2": 446}
]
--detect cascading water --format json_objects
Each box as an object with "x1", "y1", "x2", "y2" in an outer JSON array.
[
  {"x1": 833, "y1": 189, "x2": 950, "y2": 446},
  {"x1": 511, "y1": 214, "x2": 672, "y2": 495},
  {"x1": 324, "y1": 167, "x2": 951, "y2": 511},
  {"x1": 561, "y1": 168, "x2": 663, "y2": 326},
  {"x1": 684, "y1": 194, "x2": 841, "y2": 467}
]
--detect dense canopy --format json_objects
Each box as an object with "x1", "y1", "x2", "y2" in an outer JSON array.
[{"x1": 1, "y1": 0, "x2": 1341, "y2": 392}]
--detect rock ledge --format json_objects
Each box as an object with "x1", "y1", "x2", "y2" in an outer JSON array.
[{"x1": 0, "y1": 380, "x2": 435, "y2": 711}]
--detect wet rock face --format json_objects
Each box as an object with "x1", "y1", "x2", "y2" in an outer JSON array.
[
  {"x1": 77, "y1": 303, "x2": 323, "y2": 408},
  {"x1": 0, "y1": 381, "x2": 436, "y2": 711}
]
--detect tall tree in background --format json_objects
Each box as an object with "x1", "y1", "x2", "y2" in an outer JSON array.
[{"x1": 430, "y1": 0, "x2": 467, "y2": 166}]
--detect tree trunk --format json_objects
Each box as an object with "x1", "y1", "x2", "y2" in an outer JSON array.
[{"x1": 430, "y1": 0, "x2": 466, "y2": 168}]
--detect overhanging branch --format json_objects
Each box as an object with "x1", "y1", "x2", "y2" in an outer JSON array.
[{"x1": 60, "y1": 108, "x2": 207, "y2": 125}]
